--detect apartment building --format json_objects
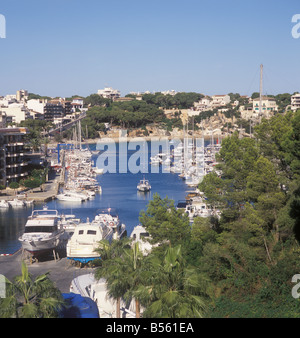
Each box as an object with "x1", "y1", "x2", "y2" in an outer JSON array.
[
  {"x1": 44, "y1": 99, "x2": 72, "y2": 122},
  {"x1": 291, "y1": 93, "x2": 300, "y2": 111},
  {"x1": 0, "y1": 104, "x2": 31, "y2": 124},
  {"x1": 0, "y1": 127, "x2": 29, "y2": 186},
  {"x1": 97, "y1": 87, "x2": 121, "y2": 100}
]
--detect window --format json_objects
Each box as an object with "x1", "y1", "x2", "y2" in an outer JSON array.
[
  {"x1": 25, "y1": 226, "x2": 57, "y2": 233},
  {"x1": 78, "y1": 230, "x2": 84, "y2": 235},
  {"x1": 87, "y1": 230, "x2": 97, "y2": 235},
  {"x1": 140, "y1": 232, "x2": 150, "y2": 238}
]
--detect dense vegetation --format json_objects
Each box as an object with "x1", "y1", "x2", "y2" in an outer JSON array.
[
  {"x1": 197, "y1": 110, "x2": 300, "y2": 317},
  {"x1": 81, "y1": 100, "x2": 166, "y2": 138},
  {"x1": 0, "y1": 262, "x2": 64, "y2": 318}
]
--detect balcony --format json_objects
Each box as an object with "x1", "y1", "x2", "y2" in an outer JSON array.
[
  {"x1": 6, "y1": 161, "x2": 28, "y2": 168},
  {"x1": 4, "y1": 142, "x2": 24, "y2": 147}
]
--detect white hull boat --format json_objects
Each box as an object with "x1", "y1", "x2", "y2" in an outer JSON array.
[
  {"x1": 9, "y1": 199, "x2": 25, "y2": 207},
  {"x1": 137, "y1": 178, "x2": 151, "y2": 192},
  {"x1": 56, "y1": 193, "x2": 83, "y2": 202},
  {"x1": 0, "y1": 200, "x2": 10, "y2": 208},
  {"x1": 67, "y1": 209, "x2": 127, "y2": 263},
  {"x1": 18, "y1": 207, "x2": 65, "y2": 256}
]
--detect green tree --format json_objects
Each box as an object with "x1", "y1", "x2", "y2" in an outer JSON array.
[
  {"x1": 9, "y1": 182, "x2": 19, "y2": 194},
  {"x1": 142, "y1": 245, "x2": 209, "y2": 318},
  {"x1": 0, "y1": 261, "x2": 64, "y2": 318},
  {"x1": 139, "y1": 193, "x2": 190, "y2": 246},
  {"x1": 95, "y1": 239, "x2": 144, "y2": 318}
]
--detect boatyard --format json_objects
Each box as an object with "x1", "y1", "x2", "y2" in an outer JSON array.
[{"x1": 0, "y1": 249, "x2": 94, "y2": 293}]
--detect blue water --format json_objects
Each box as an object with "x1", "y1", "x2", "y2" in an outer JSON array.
[{"x1": 0, "y1": 140, "x2": 197, "y2": 254}]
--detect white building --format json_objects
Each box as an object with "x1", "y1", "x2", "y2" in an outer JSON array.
[
  {"x1": 211, "y1": 95, "x2": 231, "y2": 108},
  {"x1": 193, "y1": 96, "x2": 213, "y2": 112},
  {"x1": 291, "y1": 93, "x2": 300, "y2": 111},
  {"x1": 71, "y1": 97, "x2": 84, "y2": 112},
  {"x1": 252, "y1": 96, "x2": 278, "y2": 115},
  {"x1": 26, "y1": 99, "x2": 47, "y2": 115},
  {"x1": 97, "y1": 87, "x2": 120, "y2": 100},
  {"x1": 161, "y1": 90, "x2": 177, "y2": 96},
  {"x1": 1, "y1": 104, "x2": 31, "y2": 124},
  {"x1": 16, "y1": 89, "x2": 28, "y2": 102}
]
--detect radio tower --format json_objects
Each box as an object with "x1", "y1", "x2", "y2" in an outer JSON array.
[{"x1": 259, "y1": 64, "x2": 263, "y2": 123}]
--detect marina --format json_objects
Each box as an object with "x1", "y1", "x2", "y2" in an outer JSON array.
[{"x1": 1, "y1": 139, "x2": 216, "y2": 255}]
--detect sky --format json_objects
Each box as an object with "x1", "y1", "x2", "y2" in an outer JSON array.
[{"x1": 0, "y1": 0, "x2": 300, "y2": 98}]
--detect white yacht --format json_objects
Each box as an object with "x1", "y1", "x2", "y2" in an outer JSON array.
[
  {"x1": 56, "y1": 192, "x2": 84, "y2": 202},
  {"x1": 63, "y1": 190, "x2": 89, "y2": 201},
  {"x1": 9, "y1": 198, "x2": 25, "y2": 207},
  {"x1": 137, "y1": 178, "x2": 151, "y2": 192},
  {"x1": 66, "y1": 209, "x2": 127, "y2": 263},
  {"x1": 18, "y1": 207, "x2": 65, "y2": 256},
  {"x1": 93, "y1": 208, "x2": 127, "y2": 240},
  {"x1": 66, "y1": 220, "x2": 114, "y2": 264}
]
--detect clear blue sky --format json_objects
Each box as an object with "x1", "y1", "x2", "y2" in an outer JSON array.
[{"x1": 0, "y1": 0, "x2": 300, "y2": 97}]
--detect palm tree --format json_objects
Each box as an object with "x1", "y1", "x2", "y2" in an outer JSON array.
[
  {"x1": 95, "y1": 238, "x2": 132, "y2": 318},
  {"x1": 0, "y1": 261, "x2": 64, "y2": 318},
  {"x1": 142, "y1": 245, "x2": 210, "y2": 318},
  {"x1": 121, "y1": 242, "x2": 145, "y2": 318},
  {"x1": 94, "y1": 239, "x2": 145, "y2": 318}
]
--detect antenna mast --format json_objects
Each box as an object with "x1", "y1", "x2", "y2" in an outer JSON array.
[{"x1": 259, "y1": 64, "x2": 263, "y2": 122}]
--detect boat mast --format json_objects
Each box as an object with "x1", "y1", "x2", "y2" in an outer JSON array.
[{"x1": 78, "y1": 120, "x2": 82, "y2": 150}]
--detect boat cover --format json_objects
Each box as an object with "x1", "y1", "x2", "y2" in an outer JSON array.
[{"x1": 60, "y1": 292, "x2": 99, "y2": 318}]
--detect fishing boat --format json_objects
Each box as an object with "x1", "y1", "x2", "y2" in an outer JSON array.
[
  {"x1": 18, "y1": 206, "x2": 65, "y2": 256},
  {"x1": 137, "y1": 177, "x2": 151, "y2": 192}
]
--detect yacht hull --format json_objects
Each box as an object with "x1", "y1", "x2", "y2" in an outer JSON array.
[{"x1": 19, "y1": 232, "x2": 64, "y2": 255}]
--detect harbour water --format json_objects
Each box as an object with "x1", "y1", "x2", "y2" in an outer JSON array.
[{"x1": 0, "y1": 140, "x2": 196, "y2": 254}]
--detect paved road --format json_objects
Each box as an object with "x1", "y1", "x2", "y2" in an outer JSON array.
[{"x1": 0, "y1": 250, "x2": 94, "y2": 293}]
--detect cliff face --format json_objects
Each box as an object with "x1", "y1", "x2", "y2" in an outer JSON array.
[{"x1": 96, "y1": 111, "x2": 249, "y2": 140}]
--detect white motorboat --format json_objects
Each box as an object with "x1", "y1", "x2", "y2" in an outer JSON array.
[
  {"x1": 63, "y1": 190, "x2": 89, "y2": 201},
  {"x1": 56, "y1": 193, "x2": 84, "y2": 202},
  {"x1": 130, "y1": 225, "x2": 153, "y2": 256},
  {"x1": 93, "y1": 208, "x2": 127, "y2": 240},
  {"x1": 18, "y1": 207, "x2": 65, "y2": 256},
  {"x1": 66, "y1": 219, "x2": 114, "y2": 264},
  {"x1": 137, "y1": 177, "x2": 151, "y2": 192},
  {"x1": 66, "y1": 208, "x2": 127, "y2": 263},
  {"x1": 8, "y1": 198, "x2": 25, "y2": 207},
  {"x1": 0, "y1": 200, "x2": 10, "y2": 208},
  {"x1": 93, "y1": 168, "x2": 104, "y2": 175}
]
